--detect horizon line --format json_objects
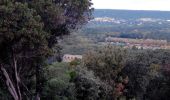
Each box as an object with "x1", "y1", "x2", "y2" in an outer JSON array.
[{"x1": 94, "y1": 8, "x2": 170, "y2": 12}]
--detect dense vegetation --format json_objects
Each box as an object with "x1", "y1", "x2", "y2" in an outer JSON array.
[
  {"x1": 17, "y1": 46, "x2": 170, "y2": 100},
  {"x1": 82, "y1": 46, "x2": 170, "y2": 100},
  {"x1": 0, "y1": 0, "x2": 92, "y2": 99},
  {"x1": 0, "y1": 1, "x2": 170, "y2": 100},
  {"x1": 53, "y1": 47, "x2": 170, "y2": 100}
]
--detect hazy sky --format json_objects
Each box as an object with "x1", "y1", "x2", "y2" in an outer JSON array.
[{"x1": 92, "y1": 0, "x2": 170, "y2": 11}]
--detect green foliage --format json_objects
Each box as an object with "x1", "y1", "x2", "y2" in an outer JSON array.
[
  {"x1": 121, "y1": 49, "x2": 170, "y2": 100},
  {"x1": 83, "y1": 46, "x2": 127, "y2": 84},
  {"x1": 69, "y1": 71, "x2": 77, "y2": 81},
  {"x1": 0, "y1": 2, "x2": 49, "y2": 58},
  {"x1": 17, "y1": 0, "x2": 94, "y2": 48},
  {"x1": 69, "y1": 58, "x2": 81, "y2": 67},
  {"x1": 145, "y1": 68, "x2": 170, "y2": 100},
  {"x1": 72, "y1": 67, "x2": 113, "y2": 100},
  {"x1": 1, "y1": 42, "x2": 166, "y2": 100},
  {"x1": 42, "y1": 62, "x2": 113, "y2": 100},
  {"x1": 82, "y1": 46, "x2": 170, "y2": 100},
  {"x1": 42, "y1": 62, "x2": 75, "y2": 100},
  {"x1": 82, "y1": 46, "x2": 129, "y2": 99}
]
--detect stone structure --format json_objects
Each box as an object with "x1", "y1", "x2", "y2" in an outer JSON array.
[{"x1": 63, "y1": 54, "x2": 82, "y2": 62}]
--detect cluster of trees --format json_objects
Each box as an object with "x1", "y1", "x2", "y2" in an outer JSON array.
[
  {"x1": 0, "y1": 0, "x2": 93, "y2": 99},
  {"x1": 81, "y1": 46, "x2": 170, "y2": 100},
  {"x1": 22, "y1": 46, "x2": 170, "y2": 100}
]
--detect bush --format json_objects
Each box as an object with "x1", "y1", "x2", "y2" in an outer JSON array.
[{"x1": 72, "y1": 67, "x2": 113, "y2": 100}]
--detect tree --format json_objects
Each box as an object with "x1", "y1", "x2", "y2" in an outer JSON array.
[
  {"x1": 83, "y1": 46, "x2": 127, "y2": 85},
  {"x1": 41, "y1": 62, "x2": 76, "y2": 100},
  {"x1": 0, "y1": 2, "x2": 50, "y2": 100},
  {"x1": 16, "y1": 0, "x2": 93, "y2": 98},
  {"x1": 0, "y1": 0, "x2": 93, "y2": 99},
  {"x1": 72, "y1": 66, "x2": 113, "y2": 100},
  {"x1": 145, "y1": 66, "x2": 170, "y2": 100},
  {"x1": 83, "y1": 46, "x2": 128, "y2": 99},
  {"x1": 121, "y1": 49, "x2": 170, "y2": 100},
  {"x1": 15, "y1": 0, "x2": 93, "y2": 47}
]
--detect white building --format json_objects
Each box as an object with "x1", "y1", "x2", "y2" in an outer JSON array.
[{"x1": 63, "y1": 54, "x2": 82, "y2": 62}]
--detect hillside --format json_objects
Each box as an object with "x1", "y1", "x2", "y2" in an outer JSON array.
[{"x1": 94, "y1": 9, "x2": 170, "y2": 19}]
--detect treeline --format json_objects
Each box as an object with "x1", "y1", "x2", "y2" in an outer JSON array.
[{"x1": 83, "y1": 22, "x2": 170, "y2": 42}]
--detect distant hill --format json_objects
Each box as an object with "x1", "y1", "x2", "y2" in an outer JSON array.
[
  {"x1": 82, "y1": 9, "x2": 170, "y2": 42},
  {"x1": 93, "y1": 9, "x2": 170, "y2": 19}
]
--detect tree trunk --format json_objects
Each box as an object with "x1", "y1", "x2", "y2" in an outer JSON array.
[
  {"x1": 35, "y1": 64, "x2": 41, "y2": 100},
  {"x1": 0, "y1": 64, "x2": 19, "y2": 100},
  {"x1": 35, "y1": 93, "x2": 40, "y2": 100},
  {"x1": 13, "y1": 55, "x2": 22, "y2": 100},
  {"x1": 0, "y1": 53, "x2": 22, "y2": 100}
]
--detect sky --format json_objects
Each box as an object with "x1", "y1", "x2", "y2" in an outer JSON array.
[{"x1": 92, "y1": 0, "x2": 170, "y2": 11}]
